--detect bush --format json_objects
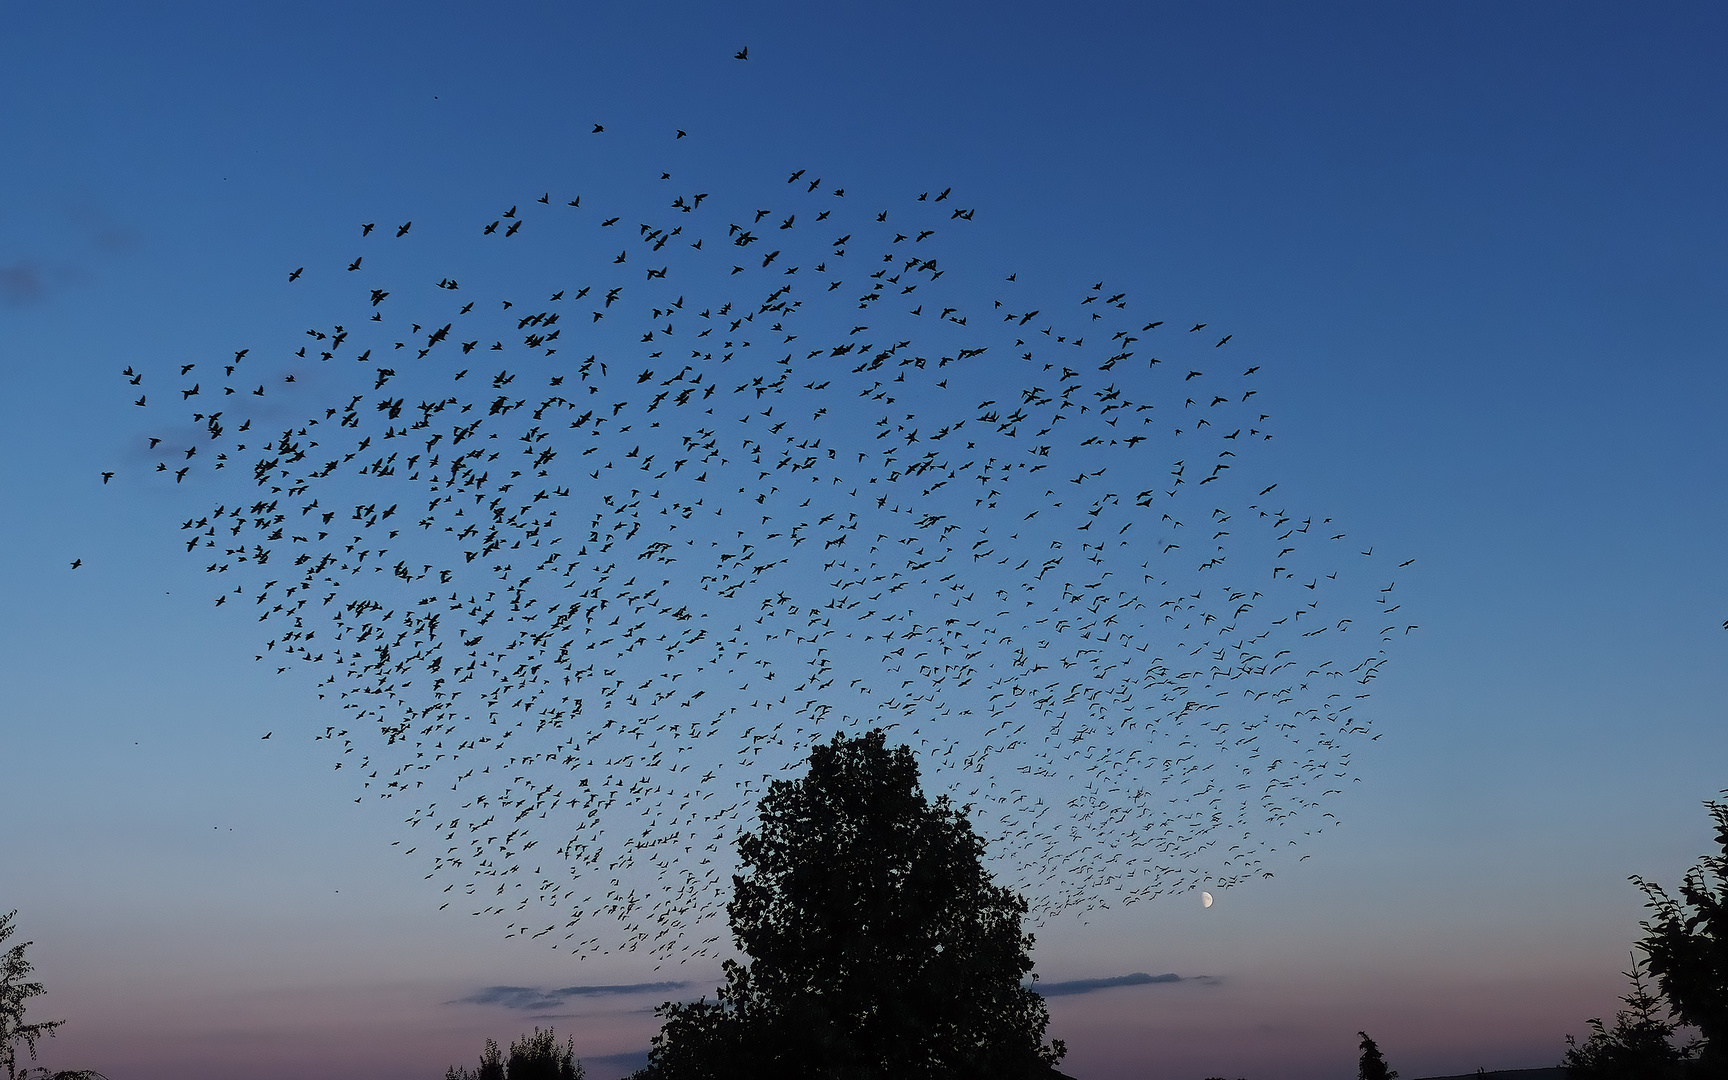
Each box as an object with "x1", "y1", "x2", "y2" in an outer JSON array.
[
  {"x1": 1358, "y1": 1030, "x2": 1397, "y2": 1080},
  {"x1": 445, "y1": 1029, "x2": 582, "y2": 1080},
  {"x1": 1631, "y1": 793, "x2": 1728, "y2": 1075},
  {"x1": 1562, "y1": 953, "x2": 1698, "y2": 1079},
  {"x1": 0, "y1": 910, "x2": 107, "y2": 1080}
]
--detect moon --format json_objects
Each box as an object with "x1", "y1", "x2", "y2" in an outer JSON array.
[{"x1": 1202, "y1": 891, "x2": 1214, "y2": 908}]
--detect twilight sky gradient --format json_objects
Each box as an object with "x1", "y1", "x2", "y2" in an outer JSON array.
[{"x1": 2, "y1": 4, "x2": 1725, "y2": 1079}]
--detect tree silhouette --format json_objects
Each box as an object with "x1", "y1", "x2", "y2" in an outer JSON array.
[
  {"x1": 1631, "y1": 792, "x2": 1728, "y2": 1076},
  {"x1": 445, "y1": 1030, "x2": 582, "y2": 1080},
  {"x1": 1357, "y1": 1031, "x2": 1397, "y2": 1080},
  {"x1": 633, "y1": 729, "x2": 1068, "y2": 1079},
  {"x1": 444, "y1": 1037, "x2": 502, "y2": 1080},
  {"x1": 506, "y1": 1028, "x2": 582, "y2": 1080},
  {"x1": 1562, "y1": 952, "x2": 1698, "y2": 1079},
  {"x1": 0, "y1": 911, "x2": 106, "y2": 1080}
]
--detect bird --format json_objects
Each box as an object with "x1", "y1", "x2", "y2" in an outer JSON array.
[{"x1": 734, "y1": 46, "x2": 748, "y2": 60}]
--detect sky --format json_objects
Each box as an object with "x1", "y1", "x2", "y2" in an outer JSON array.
[{"x1": 2, "y1": 3, "x2": 1725, "y2": 1079}]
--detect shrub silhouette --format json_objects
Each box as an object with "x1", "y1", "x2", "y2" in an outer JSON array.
[
  {"x1": 1562, "y1": 952, "x2": 1698, "y2": 1079},
  {"x1": 631, "y1": 729, "x2": 1067, "y2": 1079},
  {"x1": 1357, "y1": 1030, "x2": 1397, "y2": 1080},
  {"x1": 445, "y1": 1029, "x2": 582, "y2": 1080},
  {"x1": 443, "y1": 1038, "x2": 502, "y2": 1080},
  {"x1": 1, "y1": 911, "x2": 107, "y2": 1080},
  {"x1": 507, "y1": 1028, "x2": 582, "y2": 1080},
  {"x1": 1631, "y1": 792, "x2": 1728, "y2": 1076}
]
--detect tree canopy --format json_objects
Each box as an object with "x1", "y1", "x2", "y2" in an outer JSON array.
[
  {"x1": 1, "y1": 911, "x2": 106, "y2": 1080},
  {"x1": 1630, "y1": 792, "x2": 1728, "y2": 1076},
  {"x1": 1357, "y1": 1030, "x2": 1397, "y2": 1080},
  {"x1": 1563, "y1": 953, "x2": 1698, "y2": 1080},
  {"x1": 445, "y1": 1028, "x2": 582, "y2": 1080},
  {"x1": 633, "y1": 729, "x2": 1067, "y2": 1080}
]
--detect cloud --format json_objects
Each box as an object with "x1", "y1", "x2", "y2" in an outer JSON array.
[
  {"x1": 1034, "y1": 972, "x2": 1183, "y2": 997},
  {"x1": 461, "y1": 973, "x2": 1200, "y2": 1011},
  {"x1": 455, "y1": 982, "x2": 693, "y2": 1011},
  {"x1": 0, "y1": 263, "x2": 48, "y2": 306},
  {"x1": 61, "y1": 201, "x2": 138, "y2": 254},
  {"x1": 0, "y1": 203, "x2": 136, "y2": 306}
]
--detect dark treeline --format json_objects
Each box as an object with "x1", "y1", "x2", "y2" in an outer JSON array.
[
  {"x1": 441, "y1": 776, "x2": 1727, "y2": 1080},
  {"x1": 8, "y1": 751, "x2": 1725, "y2": 1080}
]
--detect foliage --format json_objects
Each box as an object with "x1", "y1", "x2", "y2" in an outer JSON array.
[
  {"x1": 0, "y1": 911, "x2": 107, "y2": 1080},
  {"x1": 444, "y1": 1036, "x2": 495, "y2": 1080},
  {"x1": 1357, "y1": 1031, "x2": 1397, "y2": 1080},
  {"x1": 506, "y1": 1028, "x2": 582, "y2": 1080},
  {"x1": 1562, "y1": 953, "x2": 1698, "y2": 1080},
  {"x1": 1631, "y1": 793, "x2": 1728, "y2": 1073},
  {"x1": 632, "y1": 729, "x2": 1067, "y2": 1080},
  {"x1": 447, "y1": 1030, "x2": 582, "y2": 1080}
]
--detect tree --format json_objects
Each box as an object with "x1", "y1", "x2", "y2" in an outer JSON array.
[
  {"x1": 1357, "y1": 1031, "x2": 1397, "y2": 1080},
  {"x1": 444, "y1": 1037, "x2": 503, "y2": 1080},
  {"x1": 445, "y1": 1030, "x2": 582, "y2": 1080},
  {"x1": 634, "y1": 729, "x2": 1068, "y2": 1080},
  {"x1": 1631, "y1": 792, "x2": 1728, "y2": 1077},
  {"x1": 506, "y1": 1028, "x2": 582, "y2": 1080},
  {"x1": 1562, "y1": 952, "x2": 1698, "y2": 1079},
  {"x1": 0, "y1": 911, "x2": 106, "y2": 1080}
]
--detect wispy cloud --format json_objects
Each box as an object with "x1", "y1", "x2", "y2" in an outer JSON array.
[
  {"x1": 1034, "y1": 972, "x2": 1184, "y2": 997},
  {"x1": 455, "y1": 982, "x2": 693, "y2": 1011},
  {"x1": 458, "y1": 972, "x2": 1196, "y2": 1013},
  {"x1": 0, "y1": 262, "x2": 50, "y2": 306},
  {"x1": 61, "y1": 201, "x2": 138, "y2": 255},
  {"x1": 0, "y1": 202, "x2": 136, "y2": 306}
]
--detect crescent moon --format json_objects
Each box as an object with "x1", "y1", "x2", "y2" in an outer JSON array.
[{"x1": 1202, "y1": 891, "x2": 1213, "y2": 908}]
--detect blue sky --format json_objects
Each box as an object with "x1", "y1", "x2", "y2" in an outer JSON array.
[{"x1": 2, "y1": 3, "x2": 1725, "y2": 1079}]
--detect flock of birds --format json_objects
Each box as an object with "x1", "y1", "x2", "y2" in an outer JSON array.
[{"x1": 112, "y1": 131, "x2": 1412, "y2": 962}]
